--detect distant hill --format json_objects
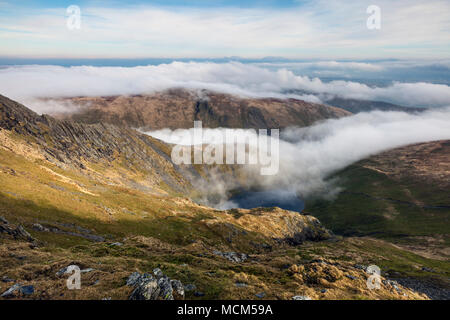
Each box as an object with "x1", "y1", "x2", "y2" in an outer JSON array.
[
  {"x1": 51, "y1": 89, "x2": 350, "y2": 130},
  {"x1": 325, "y1": 97, "x2": 424, "y2": 113}
]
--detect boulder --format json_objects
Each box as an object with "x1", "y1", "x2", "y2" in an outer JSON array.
[
  {"x1": 126, "y1": 272, "x2": 142, "y2": 287},
  {"x1": 127, "y1": 270, "x2": 184, "y2": 300},
  {"x1": 129, "y1": 275, "x2": 160, "y2": 300}
]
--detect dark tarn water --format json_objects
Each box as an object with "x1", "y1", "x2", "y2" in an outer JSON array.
[{"x1": 229, "y1": 189, "x2": 304, "y2": 213}]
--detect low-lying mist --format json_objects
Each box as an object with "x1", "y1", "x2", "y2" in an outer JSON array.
[
  {"x1": 146, "y1": 107, "x2": 450, "y2": 210},
  {"x1": 1, "y1": 62, "x2": 450, "y2": 112}
]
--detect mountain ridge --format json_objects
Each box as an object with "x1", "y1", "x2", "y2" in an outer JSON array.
[
  {"x1": 48, "y1": 89, "x2": 351, "y2": 130},
  {"x1": 0, "y1": 94, "x2": 447, "y2": 300}
]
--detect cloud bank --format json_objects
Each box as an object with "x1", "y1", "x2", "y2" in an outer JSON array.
[
  {"x1": 1, "y1": 62, "x2": 450, "y2": 110},
  {"x1": 146, "y1": 107, "x2": 450, "y2": 207}
]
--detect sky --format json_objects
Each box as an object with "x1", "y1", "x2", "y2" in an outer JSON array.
[{"x1": 1, "y1": 0, "x2": 449, "y2": 59}]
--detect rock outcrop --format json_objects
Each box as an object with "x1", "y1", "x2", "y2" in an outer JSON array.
[
  {"x1": 207, "y1": 207, "x2": 333, "y2": 245},
  {"x1": 0, "y1": 94, "x2": 190, "y2": 193},
  {"x1": 127, "y1": 269, "x2": 184, "y2": 300},
  {"x1": 0, "y1": 216, "x2": 35, "y2": 243}
]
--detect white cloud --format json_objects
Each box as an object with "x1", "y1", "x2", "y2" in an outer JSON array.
[
  {"x1": 0, "y1": 0, "x2": 449, "y2": 58},
  {"x1": 1, "y1": 62, "x2": 449, "y2": 109},
  {"x1": 255, "y1": 61, "x2": 384, "y2": 72},
  {"x1": 146, "y1": 107, "x2": 450, "y2": 204}
]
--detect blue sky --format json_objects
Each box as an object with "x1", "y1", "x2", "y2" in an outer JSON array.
[
  {"x1": 1, "y1": 0, "x2": 449, "y2": 59},
  {"x1": 8, "y1": 1, "x2": 303, "y2": 9}
]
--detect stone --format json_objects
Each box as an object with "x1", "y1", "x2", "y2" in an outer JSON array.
[
  {"x1": 170, "y1": 280, "x2": 185, "y2": 300},
  {"x1": 383, "y1": 279, "x2": 402, "y2": 292},
  {"x1": 292, "y1": 295, "x2": 312, "y2": 300},
  {"x1": 1, "y1": 284, "x2": 21, "y2": 298},
  {"x1": 194, "y1": 292, "x2": 205, "y2": 297},
  {"x1": 153, "y1": 268, "x2": 164, "y2": 279},
  {"x1": 126, "y1": 272, "x2": 142, "y2": 286},
  {"x1": 354, "y1": 264, "x2": 367, "y2": 271},
  {"x1": 0, "y1": 283, "x2": 34, "y2": 298},
  {"x1": 127, "y1": 270, "x2": 184, "y2": 300},
  {"x1": 345, "y1": 275, "x2": 357, "y2": 280},
  {"x1": 129, "y1": 275, "x2": 160, "y2": 300},
  {"x1": 56, "y1": 267, "x2": 69, "y2": 277},
  {"x1": 235, "y1": 282, "x2": 248, "y2": 288},
  {"x1": 255, "y1": 292, "x2": 266, "y2": 298},
  {"x1": 0, "y1": 221, "x2": 35, "y2": 242},
  {"x1": 184, "y1": 284, "x2": 196, "y2": 292},
  {"x1": 20, "y1": 285, "x2": 34, "y2": 295},
  {"x1": 213, "y1": 250, "x2": 249, "y2": 263},
  {"x1": 15, "y1": 225, "x2": 34, "y2": 242},
  {"x1": 1, "y1": 276, "x2": 14, "y2": 283},
  {"x1": 158, "y1": 276, "x2": 174, "y2": 300},
  {"x1": 32, "y1": 223, "x2": 49, "y2": 232}
]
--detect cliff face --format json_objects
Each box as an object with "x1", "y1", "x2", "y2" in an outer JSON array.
[
  {"x1": 0, "y1": 94, "x2": 191, "y2": 193},
  {"x1": 52, "y1": 89, "x2": 350, "y2": 130}
]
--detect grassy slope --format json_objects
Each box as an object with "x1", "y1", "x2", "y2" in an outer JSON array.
[
  {"x1": 0, "y1": 134, "x2": 447, "y2": 300},
  {"x1": 0, "y1": 94, "x2": 447, "y2": 299},
  {"x1": 307, "y1": 163, "x2": 450, "y2": 249}
]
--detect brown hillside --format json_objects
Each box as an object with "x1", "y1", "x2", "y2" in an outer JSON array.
[{"x1": 53, "y1": 89, "x2": 350, "y2": 129}]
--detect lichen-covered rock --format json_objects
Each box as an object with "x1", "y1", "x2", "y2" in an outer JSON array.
[
  {"x1": 206, "y1": 207, "x2": 333, "y2": 246},
  {"x1": 213, "y1": 250, "x2": 248, "y2": 263},
  {"x1": 129, "y1": 275, "x2": 160, "y2": 300},
  {"x1": 127, "y1": 270, "x2": 184, "y2": 300},
  {"x1": 158, "y1": 276, "x2": 173, "y2": 300},
  {"x1": 126, "y1": 272, "x2": 142, "y2": 287},
  {"x1": 170, "y1": 280, "x2": 185, "y2": 300},
  {"x1": 153, "y1": 268, "x2": 164, "y2": 279},
  {"x1": 0, "y1": 218, "x2": 35, "y2": 243}
]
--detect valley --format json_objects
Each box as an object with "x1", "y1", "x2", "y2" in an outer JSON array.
[{"x1": 0, "y1": 94, "x2": 448, "y2": 300}]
